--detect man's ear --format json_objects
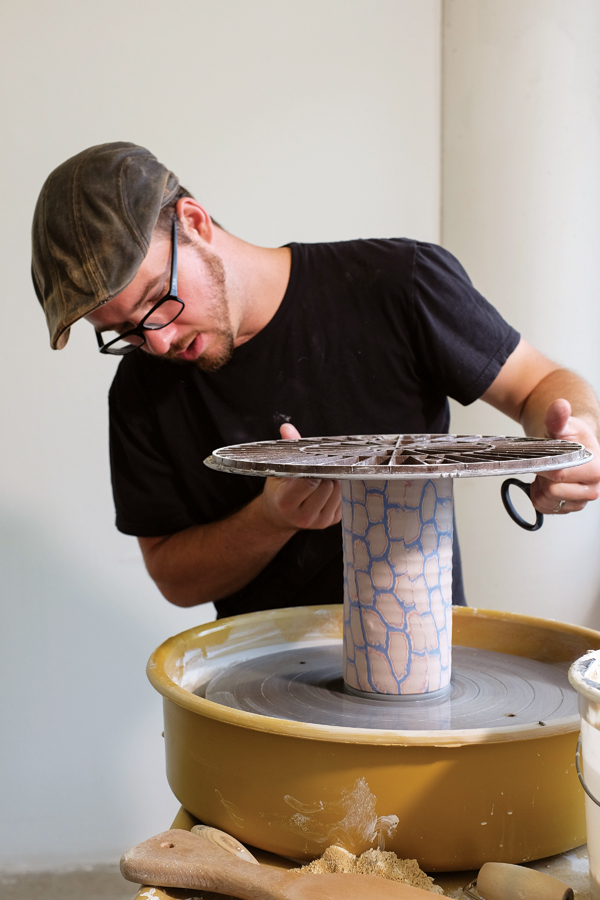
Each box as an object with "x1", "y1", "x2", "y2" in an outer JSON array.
[{"x1": 176, "y1": 196, "x2": 213, "y2": 243}]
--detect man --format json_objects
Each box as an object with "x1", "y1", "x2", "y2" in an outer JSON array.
[{"x1": 32, "y1": 143, "x2": 600, "y2": 618}]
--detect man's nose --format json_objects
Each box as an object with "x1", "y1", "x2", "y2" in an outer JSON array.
[{"x1": 144, "y1": 326, "x2": 174, "y2": 355}]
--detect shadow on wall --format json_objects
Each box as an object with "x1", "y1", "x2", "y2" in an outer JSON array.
[
  {"x1": 583, "y1": 584, "x2": 600, "y2": 635},
  {"x1": 572, "y1": 513, "x2": 600, "y2": 636},
  {"x1": 0, "y1": 505, "x2": 178, "y2": 867}
]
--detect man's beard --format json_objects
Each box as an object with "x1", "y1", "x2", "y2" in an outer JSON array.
[
  {"x1": 164, "y1": 242, "x2": 235, "y2": 372},
  {"x1": 195, "y1": 330, "x2": 234, "y2": 372}
]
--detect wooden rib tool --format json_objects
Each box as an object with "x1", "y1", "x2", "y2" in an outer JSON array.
[{"x1": 121, "y1": 828, "x2": 438, "y2": 900}]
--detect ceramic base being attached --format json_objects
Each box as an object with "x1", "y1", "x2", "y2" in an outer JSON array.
[
  {"x1": 344, "y1": 681, "x2": 452, "y2": 701},
  {"x1": 341, "y1": 479, "x2": 453, "y2": 697}
]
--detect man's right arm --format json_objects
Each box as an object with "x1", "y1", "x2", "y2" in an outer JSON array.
[{"x1": 138, "y1": 475, "x2": 342, "y2": 607}]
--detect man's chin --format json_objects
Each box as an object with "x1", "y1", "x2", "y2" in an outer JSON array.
[
  {"x1": 195, "y1": 337, "x2": 235, "y2": 372},
  {"x1": 157, "y1": 332, "x2": 234, "y2": 371}
]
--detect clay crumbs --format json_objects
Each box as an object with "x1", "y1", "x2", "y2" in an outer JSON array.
[{"x1": 297, "y1": 845, "x2": 444, "y2": 891}]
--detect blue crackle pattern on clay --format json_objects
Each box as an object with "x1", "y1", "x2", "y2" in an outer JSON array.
[{"x1": 342, "y1": 478, "x2": 454, "y2": 695}]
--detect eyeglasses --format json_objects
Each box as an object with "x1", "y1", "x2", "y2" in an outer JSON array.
[{"x1": 96, "y1": 216, "x2": 184, "y2": 355}]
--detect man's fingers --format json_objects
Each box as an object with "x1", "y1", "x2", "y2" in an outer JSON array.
[
  {"x1": 530, "y1": 474, "x2": 598, "y2": 514},
  {"x1": 307, "y1": 480, "x2": 342, "y2": 526},
  {"x1": 265, "y1": 477, "x2": 341, "y2": 530},
  {"x1": 321, "y1": 485, "x2": 343, "y2": 525},
  {"x1": 544, "y1": 398, "x2": 572, "y2": 438},
  {"x1": 297, "y1": 478, "x2": 336, "y2": 517},
  {"x1": 533, "y1": 477, "x2": 598, "y2": 502},
  {"x1": 537, "y1": 465, "x2": 594, "y2": 485},
  {"x1": 272, "y1": 476, "x2": 321, "y2": 506},
  {"x1": 280, "y1": 423, "x2": 301, "y2": 440},
  {"x1": 271, "y1": 476, "x2": 329, "y2": 511}
]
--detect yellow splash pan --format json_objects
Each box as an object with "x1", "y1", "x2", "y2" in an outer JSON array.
[{"x1": 147, "y1": 606, "x2": 599, "y2": 871}]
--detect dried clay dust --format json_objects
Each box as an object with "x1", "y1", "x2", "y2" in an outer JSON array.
[{"x1": 297, "y1": 845, "x2": 444, "y2": 891}]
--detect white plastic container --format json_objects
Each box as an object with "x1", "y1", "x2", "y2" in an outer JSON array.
[{"x1": 569, "y1": 651, "x2": 600, "y2": 900}]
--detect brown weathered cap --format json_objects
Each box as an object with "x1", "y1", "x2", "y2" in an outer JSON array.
[{"x1": 31, "y1": 142, "x2": 180, "y2": 349}]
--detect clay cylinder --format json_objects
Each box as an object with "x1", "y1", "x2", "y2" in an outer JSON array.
[{"x1": 342, "y1": 478, "x2": 454, "y2": 697}]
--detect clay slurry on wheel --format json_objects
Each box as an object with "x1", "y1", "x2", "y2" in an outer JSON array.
[{"x1": 202, "y1": 644, "x2": 576, "y2": 731}]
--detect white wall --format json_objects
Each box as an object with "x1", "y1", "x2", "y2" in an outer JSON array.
[
  {"x1": 1, "y1": 0, "x2": 442, "y2": 868},
  {"x1": 442, "y1": 0, "x2": 600, "y2": 628}
]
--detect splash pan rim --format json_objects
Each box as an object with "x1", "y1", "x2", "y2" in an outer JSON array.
[{"x1": 147, "y1": 605, "x2": 597, "y2": 747}]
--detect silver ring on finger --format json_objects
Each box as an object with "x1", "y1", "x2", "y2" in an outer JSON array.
[{"x1": 553, "y1": 499, "x2": 566, "y2": 513}]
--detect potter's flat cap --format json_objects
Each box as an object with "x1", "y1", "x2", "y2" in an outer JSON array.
[{"x1": 31, "y1": 142, "x2": 180, "y2": 349}]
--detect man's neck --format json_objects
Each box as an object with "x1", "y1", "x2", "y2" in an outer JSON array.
[{"x1": 212, "y1": 229, "x2": 292, "y2": 348}]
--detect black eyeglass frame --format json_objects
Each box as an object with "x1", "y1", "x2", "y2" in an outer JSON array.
[{"x1": 95, "y1": 216, "x2": 184, "y2": 355}]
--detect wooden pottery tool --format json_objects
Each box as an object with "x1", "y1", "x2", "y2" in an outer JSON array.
[
  {"x1": 466, "y1": 862, "x2": 574, "y2": 900},
  {"x1": 121, "y1": 829, "x2": 437, "y2": 900},
  {"x1": 190, "y1": 824, "x2": 260, "y2": 864},
  {"x1": 130, "y1": 822, "x2": 261, "y2": 900}
]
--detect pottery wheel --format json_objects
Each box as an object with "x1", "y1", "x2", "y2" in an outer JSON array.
[{"x1": 203, "y1": 645, "x2": 576, "y2": 731}]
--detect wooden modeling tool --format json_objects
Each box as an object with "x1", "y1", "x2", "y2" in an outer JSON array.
[
  {"x1": 472, "y1": 862, "x2": 574, "y2": 900},
  {"x1": 190, "y1": 824, "x2": 260, "y2": 864},
  {"x1": 129, "y1": 823, "x2": 286, "y2": 900},
  {"x1": 121, "y1": 828, "x2": 438, "y2": 900}
]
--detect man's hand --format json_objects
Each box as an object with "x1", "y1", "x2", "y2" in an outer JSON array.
[
  {"x1": 482, "y1": 340, "x2": 600, "y2": 518},
  {"x1": 530, "y1": 399, "x2": 600, "y2": 514},
  {"x1": 138, "y1": 421, "x2": 342, "y2": 607},
  {"x1": 256, "y1": 422, "x2": 342, "y2": 533}
]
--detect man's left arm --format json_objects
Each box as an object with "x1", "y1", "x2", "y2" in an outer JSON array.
[{"x1": 481, "y1": 338, "x2": 600, "y2": 514}]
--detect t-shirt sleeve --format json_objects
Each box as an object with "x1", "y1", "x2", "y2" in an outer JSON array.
[
  {"x1": 411, "y1": 242, "x2": 520, "y2": 405},
  {"x1": 109, "y1": 360, "x2": 198, "y2": 537}
]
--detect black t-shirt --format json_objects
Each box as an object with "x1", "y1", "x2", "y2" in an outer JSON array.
[{"x1": 109, "y1": 238, "x2": 519, "y2": 617}]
